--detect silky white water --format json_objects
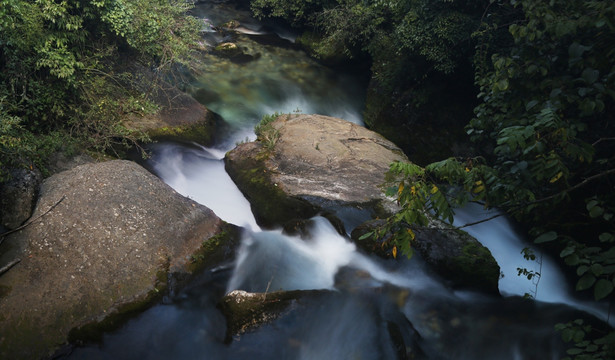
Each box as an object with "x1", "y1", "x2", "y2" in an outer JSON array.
[{"x1": 148, "y1": 142, "x2": 260, "y2": 232}]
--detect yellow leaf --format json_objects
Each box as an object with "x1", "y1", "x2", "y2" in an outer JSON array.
[
  {"x1": 465, "y1": 167, "x2": 470, "y2": 172},
  {"x1": 398, "y1": 182, "x2": 404, "y2": 195},
  {"x1": 549, "y1": 171, "x2": 563, "y2": 183},
  {"x1": 473, "y1": 185, "x2": 485, "y2": 194},
  {"x1": 431, "y1": 184, "x2": 438, "y2": 194},
  {"x1": 392, "y1": 246, "x2": 398, "y2": 259},
  {"x1": 410, "y1": 186, "x2": 416, "y2": 196},
  {"x1": 407, "y1": 228, "x2": 415, "y2": 240}
]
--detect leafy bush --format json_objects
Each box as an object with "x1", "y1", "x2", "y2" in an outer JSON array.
[{"x1": 0, "y1": 0, "x2": 201, "y2": 179}]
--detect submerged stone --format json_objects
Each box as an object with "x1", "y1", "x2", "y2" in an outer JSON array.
[{"x1": 218, "y1": 288, "x2": 422, "y2": 359}]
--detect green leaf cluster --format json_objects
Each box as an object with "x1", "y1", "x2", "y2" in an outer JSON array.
[
  {"x1": 254, "y1": 112, "x2": 286, "y2": 150},
  {"x1": 0, "y1": 0, "x2": 201, "y2": 177},
  {"x1": 555, "y1": 320, "x2": 615, "y2": 360}
]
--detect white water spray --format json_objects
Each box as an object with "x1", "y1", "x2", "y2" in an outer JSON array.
[{"x1": 149, "y1": 143, "x2": 260, "y2": 232}]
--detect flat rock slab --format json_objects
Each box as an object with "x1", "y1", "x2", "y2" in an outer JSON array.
[
  {"x1": 270, "y1": 114, "x2": 406, "y2": 205},
  {"x1": 0, "y1": 160, "x2": 230, "y2": 359}
]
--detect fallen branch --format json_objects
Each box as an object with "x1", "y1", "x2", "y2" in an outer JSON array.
[
  {"x1": 456, "y1": 213, "x2": 504, "y2": 229},
  {"x1": 0, "y1": 195, "x2": 66, "y2": 246},
  {"x1": 0, "y1": 258, "x2": 21, "y2": 276}
]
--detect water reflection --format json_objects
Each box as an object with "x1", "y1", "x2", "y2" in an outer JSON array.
[{"x1": 187, "y1": 1, "x2": 367, "y2": 149}]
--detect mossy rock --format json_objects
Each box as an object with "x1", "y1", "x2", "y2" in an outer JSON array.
[
  {"x1": 218, "y1": 289, "x2": 332, "y2": 343},
  {"x1": 351, "y1": 219, "x2": 501, "y2": 295},
  {"x1": 224, "y1": 142, "x2": 319, "y2": 229},
  {"x1": 296, "y1": 31, "x2": 350, "y2": 67},
  {"x1": 0, "y1": 160, "x2": 235, "y2": 359},
  {"x1": 123, "y1": 77, "x2": 222, "y2": 147},
  {"x1": 186, "y1": 222, "x2": 242, "y2": 274},
  {"x1": 146, "y1": 118, "x2": 217, "y2": 145},
  {"x1": 220, "y1": 20, "x2": 240, "y2": 29}
]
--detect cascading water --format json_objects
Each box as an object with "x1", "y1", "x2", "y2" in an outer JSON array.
[
  {"x1": 454, "y1": 202, "x2": 613, "y2": 326},
  {"x1": 61, "y1": 1, "x2": 612, "y2": 359},
  {"x1": 146, "y1": 142, "x2": 260, "y2": 232}
]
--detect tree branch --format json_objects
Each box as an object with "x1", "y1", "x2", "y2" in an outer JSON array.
[
  {"x1": 0, "y1": 195, "x2": 66, "y2": 246},
  {"x1": 593, "y1": 137, "x2": 615, "y2": 146},
  {"x1": 514, "y1": 167, "x2": 615, "y2": 209},
  {"x1": 456, "y1": 212, "x2": 504, "y2": 229},
  {"x1": 0, "y1": 258, "x2": 21, "y2": 277}
]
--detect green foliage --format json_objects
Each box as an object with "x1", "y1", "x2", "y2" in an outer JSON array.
[
  {"x1": 252, "y1": 0, "x2": 485, "y2": 94},
  {"x1": 555, "y1": 320, "x2": 615, "y2": 360},
  {"x1": 251, "y1": 0, "x2": 328, "y2": 26},
  {"x1": 0, "y1": 0, "x2": 201, "y2": 177},
  {"x1": 374, "y1": 0, "x2": 615, "y2": 356},
  {"x1": 363, "y1": 160, "x2": 460, "y2": 258},
  {"x1": 467, "y1": 0, "x2": 615, "y2": 308},
  {"x1": 254, "y1": 112, "x2": 283, "y2": 150},
  {"x1": 100, "y1": 0, "x2": 201, "y2": 69}
]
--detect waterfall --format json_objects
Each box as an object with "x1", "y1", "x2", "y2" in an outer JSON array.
[
  {"x1": 148, "y1": 142, "x2": 261, "y2": 232},
  {"x1": 454, "y1": 202, "x2": 613, "y2": 325}
]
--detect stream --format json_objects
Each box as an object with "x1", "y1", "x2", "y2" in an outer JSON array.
[{"x1": 62, "y1": 1, "x2": 612, "y2": 359}]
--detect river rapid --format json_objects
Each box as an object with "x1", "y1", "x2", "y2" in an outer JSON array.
[{"x1": 62, "y1": 1, "x2": 612, "y2": 359}]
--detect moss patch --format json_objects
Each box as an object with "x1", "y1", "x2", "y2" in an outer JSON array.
[
  {"x1": 147, "y1": 120, "x2": 215, "y2": 145},
  {"x1": 67, "y1": 273, "x2": 168, "y2": 345},
  {"x1": 225, "y1": 144, "x2": 318, "y2": 228},
  {"x1": 451, "y1": 236, "x2": 500, "y2": 293},
  {"x1": 187, "y1": 222, "x2": 241, "y2": 274}
]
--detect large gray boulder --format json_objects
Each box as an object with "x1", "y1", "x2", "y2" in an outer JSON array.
[
  {"x1": 225, "y1": 114, "x2": 407, "y2": 228},
  {"x1": 0, "y1": 160, "x2": 238, "y2": 359}
]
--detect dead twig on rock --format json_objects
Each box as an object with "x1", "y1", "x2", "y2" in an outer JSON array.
[
  {"x1": 0, "y1": 258, "x2": 21, "y2": 276},
  {"x1": 0, "y1": 195, "x2": 66, "y2": 246}
]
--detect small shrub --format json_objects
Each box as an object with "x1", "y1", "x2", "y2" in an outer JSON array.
[{"x1": 254, "y1": 112, "x2": 281, "y2": 150}]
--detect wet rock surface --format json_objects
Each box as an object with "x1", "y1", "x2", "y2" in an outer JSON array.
[
  {"x1": 225, "y1": 114, "x2": 499, "y2": 294},
  {"x1": 351, "y1": 218, "x2": 500, "y2": 294},
  {"x1": 0, "y1": 160, "x2": 234, "y2": 359},
  {"x1": 218, "y1": 288, "x2": 421, "y2": 359}
]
